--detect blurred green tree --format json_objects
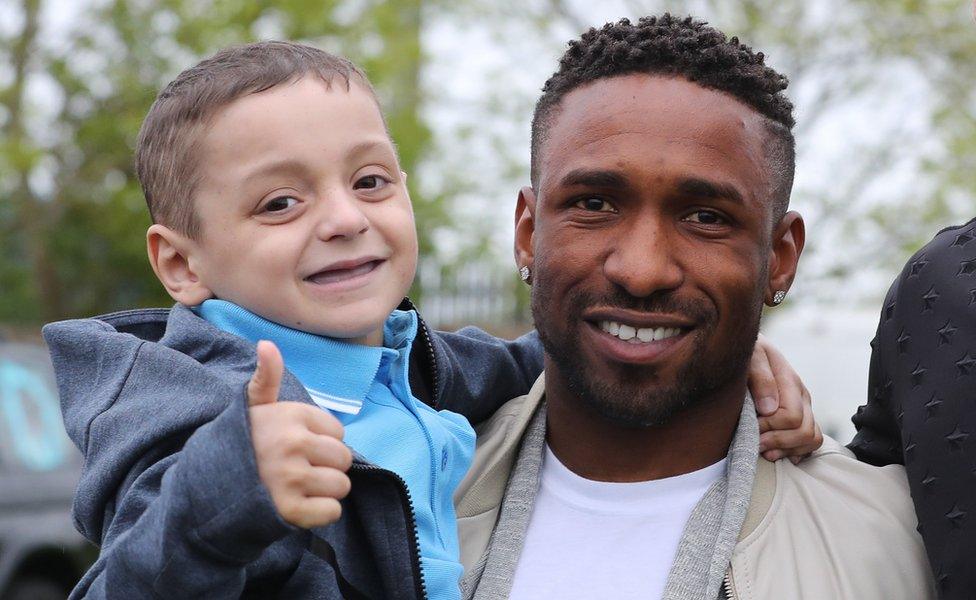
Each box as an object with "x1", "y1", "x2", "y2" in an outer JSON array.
[
  {"x1": 0, "y1": 0, "x2": 441, "y2": 323},
  {"x1": 513, "y1": 0, "x2": 976, "y2": 303},
  {"x1": 678, "y1": 0, "x2": 976, "y2": 290},
  {"x1": 5, "y1": 0, "x2": 976, "y2": 326}
]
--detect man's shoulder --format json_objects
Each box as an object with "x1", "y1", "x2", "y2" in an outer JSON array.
[
  {"x1": 470, "y1": 375, "x2": 546, "y2": 453},
  {"x1": 760, "y1": 436, "x2": 918, "y2": 533},
  {"x1": 788, "y1": 436, "x2": 914, "y2": 510},
  {"x1": 456, "y1": 375, "x2": 545, "y2": 515},
  {"x1": 732, "y1": 436, "x2": 934, "y2": 599},
  {"x1": 474, "y1": 390, "x2": 539, "y2": 434}
]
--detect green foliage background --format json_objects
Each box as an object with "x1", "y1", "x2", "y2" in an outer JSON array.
[
  {"x1": 3, "y1": 0, "x2": 976, "y2": 326},
  {"x1": 0, "y1": 0, "x2": 444, "y2": 324}
]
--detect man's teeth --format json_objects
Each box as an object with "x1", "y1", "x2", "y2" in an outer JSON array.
[{"x1": 599, "y1": 321, "x2": 681, "y2": 343}]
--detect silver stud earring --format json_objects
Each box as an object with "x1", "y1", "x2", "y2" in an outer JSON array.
[
  {"x1": 772, "y1": 290, "x2": 787, "y2": 305},
  {"x1": 519, "y1": 266, "x2": 531, "y2": 282}
]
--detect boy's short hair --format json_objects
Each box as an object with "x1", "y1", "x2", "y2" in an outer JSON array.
[{"x1": 135, "y1": 40, "x2": 375, "y2": 239}]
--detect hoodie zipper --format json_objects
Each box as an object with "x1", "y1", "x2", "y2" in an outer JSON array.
[
  {"x1": 414, "y1": 315, "x2": 446, "y2": 543},
  {"x1": 412, "y1": 305, "x2": 441, "y2": 407},
  {"x1": 721, "y1": 568, "x2": 738, "y2": 600},
  {"x1": 351, "y1": 462, "x2": 429, "y2": 600},
  {"x1": 398, "y1": 299, "x2": 446, "y2": 544},
  {"x1": 401, "y1": 297, "x2": 441, "y2": 408}
]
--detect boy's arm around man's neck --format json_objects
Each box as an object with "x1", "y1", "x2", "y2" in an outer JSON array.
[{"x1": 421, "y1": 322, "x2": 543, "y2": 425}]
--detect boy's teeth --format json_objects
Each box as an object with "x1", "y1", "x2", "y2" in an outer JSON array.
[{"x1": 599, "y1": 321, "x2": 682, "y2": 344}]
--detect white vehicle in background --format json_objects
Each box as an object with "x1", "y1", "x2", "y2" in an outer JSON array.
[{"x1": 0, "y1": 342, "x2": 93, "y2": 600}]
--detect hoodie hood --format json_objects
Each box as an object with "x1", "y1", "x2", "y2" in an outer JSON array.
[{"x1": 42, "y1": 305, "x2": 311, "y2": 543}]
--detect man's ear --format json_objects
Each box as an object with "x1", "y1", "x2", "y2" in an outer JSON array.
[
  {"x1": 146, "y1": 224, "x2": 213, "y2": 306},
  {"x1": 514, "y1": 186, "x2": 538, "y2": 277},
  {"x1": 765, "y1": 211, "x2": 805, "y2": 306}
]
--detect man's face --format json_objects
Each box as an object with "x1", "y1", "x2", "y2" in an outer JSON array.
[
  {"x1": 522, "y1": 74, "x2": 788, "y2": 427},
  {"x1": 187, "y1": 76, "x2": 418, "y2": 344}
]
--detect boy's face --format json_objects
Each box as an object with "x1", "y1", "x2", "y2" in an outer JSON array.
[{"x1": 186, "y1": 76, "x2": 417, "y2": 345}]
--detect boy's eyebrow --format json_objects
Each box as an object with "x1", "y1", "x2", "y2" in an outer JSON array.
[
  {"x1": 243, "y1": 158, "x2": 313, "y2": 184},
  {"x1": 346, "y1": 138, "x2": 397, "y2": 162},
  {"x1": 242, "y1": 139, "x2": 396, "y2": 184}
]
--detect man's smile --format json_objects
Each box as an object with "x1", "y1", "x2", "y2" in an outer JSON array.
[
  {"x1": 575, "y1": 306, "x2": 703, "y2": 364},
  {"x1": 597, "y1": 320, "x2": 682, "y2": 343},
  {"x1": 582, "y1": 319, "x2": 693, "y2": 365}
]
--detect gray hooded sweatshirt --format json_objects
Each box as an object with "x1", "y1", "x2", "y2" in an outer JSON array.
[{"x1": 43, "y1": 303, "x2": 543, "y2": 599}]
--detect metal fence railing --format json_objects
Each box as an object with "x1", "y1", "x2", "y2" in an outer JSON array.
[{"x1": 414, "y1": 261, "x2": 530, "y2": 331}]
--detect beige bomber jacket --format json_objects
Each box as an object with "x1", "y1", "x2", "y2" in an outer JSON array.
[{"x1": 454, "y1": 376, "x2": 936, "y2": 600}]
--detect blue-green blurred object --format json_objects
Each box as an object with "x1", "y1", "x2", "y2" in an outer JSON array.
[{"x1": 0, "y1": 343, "x2": 93, "y2": 600}]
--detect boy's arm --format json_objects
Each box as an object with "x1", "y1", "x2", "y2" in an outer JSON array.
[
  {"x1": 429, "y1": 326, "x2": 543, "y2": 425},
  {"x1": 71, "y1": 386, "x2": 297, "y2": 599},
  {"x1": 43, "y1": 321, "x2": 315, "y2": 599},
  {"x1": 68, "y1": 351, "x2": 347, "y2": 600}
]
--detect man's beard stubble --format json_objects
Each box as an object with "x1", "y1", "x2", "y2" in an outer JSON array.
[{"x1": 531, "y1": 273, "x2": 763, "y2": 429}]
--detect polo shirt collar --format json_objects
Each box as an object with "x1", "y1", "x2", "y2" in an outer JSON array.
[{"x1": 195, "y1": 299, "x2": 405, "y2": 413}]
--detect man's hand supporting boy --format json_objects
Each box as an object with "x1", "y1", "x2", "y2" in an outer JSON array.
[{"x1": 248, "y1": 340, "x2": 353, "y2": 528}]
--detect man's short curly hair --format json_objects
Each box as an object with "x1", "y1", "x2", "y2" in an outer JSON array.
[{"x1": 531, "y1": 15, "x2": 796, "y2": 219}]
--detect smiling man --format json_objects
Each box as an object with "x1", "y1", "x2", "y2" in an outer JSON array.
[{"x1": 455, "y1": 15, "x2": 934, "y2": 600}]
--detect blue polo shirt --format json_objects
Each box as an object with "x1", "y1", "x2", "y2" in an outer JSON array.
[{"x1": 196, "y1": 300, "x2": 475, "y2": 600}]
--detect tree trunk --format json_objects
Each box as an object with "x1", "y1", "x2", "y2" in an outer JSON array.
[{"x1": 5, "y1": 0, "x2": 64, "y2": 321}]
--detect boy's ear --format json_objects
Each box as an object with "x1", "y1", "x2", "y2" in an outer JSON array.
[
  {"x1": 514, "y1": 186, "x2": 537, "y2": 277},
  {"x1": 765, "y1": 211, "x2": 805, "y2": 306},
  {"x1": 146, "y1": 224, "x2": 213, "y2": 306}
]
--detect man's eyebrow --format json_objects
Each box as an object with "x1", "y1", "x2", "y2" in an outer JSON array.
[
  {"x1": 559, "y1": 168, "x2": 629, "y2": 190},
  {"x1": 676, "y1": 177, "x2": 746, "y2": 205}
]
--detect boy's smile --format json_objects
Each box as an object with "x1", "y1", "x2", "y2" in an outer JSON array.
[{"x1": 162, "y1": 76, "x2": 418, "y2": 345}]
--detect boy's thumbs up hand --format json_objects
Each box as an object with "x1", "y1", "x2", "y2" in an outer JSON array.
[
  {"x1": 248, "y1": 341, "x2": 284, "y2": 406},
  {"x1": 247, "y1": 341, "x2": 353, "y2": 529}
]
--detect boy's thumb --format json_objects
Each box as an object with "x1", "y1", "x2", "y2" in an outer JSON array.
[{"x1": 248, "y1": 340, "x2": 283, "y2": 406}]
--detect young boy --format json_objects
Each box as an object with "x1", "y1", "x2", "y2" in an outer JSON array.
[{"x1": 44, "y1": 41, "x2": 817, "y2": 599}]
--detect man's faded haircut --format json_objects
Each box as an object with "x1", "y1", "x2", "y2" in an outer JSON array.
[
  {"x1": 135, "y1": 40, "x2": 375, "y2": 238},
  {"x1": 531, "y1": 15, "x2": 796, "y2": 220}
]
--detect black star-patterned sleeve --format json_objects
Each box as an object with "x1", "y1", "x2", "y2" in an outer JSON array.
[{"x1": 849, "y1": 217, "x2": 976, "y2": 598}]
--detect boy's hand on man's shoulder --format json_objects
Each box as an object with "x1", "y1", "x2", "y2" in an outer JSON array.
[
  {"x1": 748, "y1": 334, "x2": 823, "y2": 463},
  {"x1": 247, "y1": 341, "x2": 353, "y2": 529}
]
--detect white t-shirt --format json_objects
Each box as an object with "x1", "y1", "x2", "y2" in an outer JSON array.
[{"x1": 508, "y1": 445, "x2": 727, "y2": 600}]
